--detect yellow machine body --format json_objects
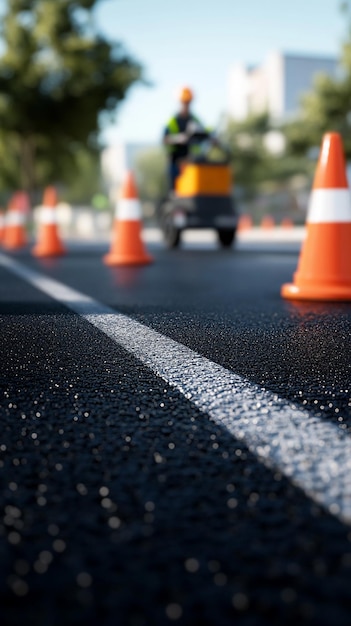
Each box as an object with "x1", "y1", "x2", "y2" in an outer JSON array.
[{"x1": 175, "y1": 163, "x2": 232, "y2": 197}]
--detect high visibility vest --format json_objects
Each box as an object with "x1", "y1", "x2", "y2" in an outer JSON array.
[
  {"x1": 167, "y1": 117, "x2": 181, "y2": 135},
  {"x1": 165, "y1": 117, "x2": 181, "y2": 154},
  {"x1": 165, "y1": 115, "x2": 201, "y2": 153}
]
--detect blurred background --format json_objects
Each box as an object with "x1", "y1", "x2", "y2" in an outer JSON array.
[{"x1": 0, "y1": 0, "x2": 350, "y2": 234}]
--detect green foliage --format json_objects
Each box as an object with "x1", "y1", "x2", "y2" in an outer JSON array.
[
  {"x1": 222, "y1": 113, "x2": 310, "y2": 198},
  {"x1": 0, "y1": 0, "x2": 143, "y2": 196},
  {"x1": 222, "y1": 3, "x2": 351, "y2": 198},
  {"x1": 285, "y1": 1, "x2": 351, "y2": 158},
  {"x1": 62, "y1": 146, "x2": 103, "y2": 205},
  {"x1": 223, "y1": 113, "x2": 270, "y2": 196},
  {"x1": 283, "y1": 74, "x2": 351, "y2": 157}
]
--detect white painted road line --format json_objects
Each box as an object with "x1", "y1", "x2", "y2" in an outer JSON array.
[{"x1": 1, "y1": 252, "x2": 351, "y2": 524}]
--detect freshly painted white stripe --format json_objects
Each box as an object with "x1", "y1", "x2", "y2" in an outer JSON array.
[
  {"x1": 6, "y1": 211, "x2": 25, "y2": 226},
  {"x1": 116, "y1": 198, "x2": 141, "y2": 221},
  {"x1": 1, "y1": 252, "x2": 351, "y2": 524},
  {"x1": 308, "y1": 188, "x2": 351, "y2": 223},
  {"x1": 39, "y1": 207, "x2": 57, "y2": 224}
]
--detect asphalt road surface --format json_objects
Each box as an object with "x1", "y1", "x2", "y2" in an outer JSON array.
[{"x1": 1, "y1": 234, "x2": 351, "y2": 626}]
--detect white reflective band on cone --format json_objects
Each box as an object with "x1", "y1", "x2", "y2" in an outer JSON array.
[
  {"x1": 307, "y1": 188, "x2": 351, "y2": 223},
  {"x1": 40, "y1": 207, "x2": 57, "y2": 224},
  {"x1": 6, "y1": 211, "x2": 25, "y2": 226},
  {"x1": 0, "y1": 214, "x2": 4, "y2": 227},
  {"x1": 116, "y1": 198, "x2": 141, "y2": 220}
]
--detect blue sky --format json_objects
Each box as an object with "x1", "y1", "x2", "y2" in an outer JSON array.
[{"x1": 95, "y1": 0, "x2": 346, "y2": 144}]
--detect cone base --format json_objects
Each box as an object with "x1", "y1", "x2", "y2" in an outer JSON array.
[
  {"x1": 32, "y1": 224, "x2": 66, "y2": 257},
  {"x1": 103, "y1": 220, "x2": 153, "y2": 267},
  {"x1": 3, "y1": 243, "x2": 27, "y2": 250},
  {"x1": 3, "y1": 232, "x2": 27, "y2": 249},
  {"x1": 32, "y1": 246, "x2": 66, "y2": 258},
  {"x1": 281, "y1": 282, "x2": 351, "y2": 302},
  {"x1": 103, "y1": 252, "x2": 153, "y2": 267}
]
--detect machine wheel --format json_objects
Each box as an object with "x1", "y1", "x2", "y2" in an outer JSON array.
[
  {"x1": 157, "y1": 197, "x2": 182, "y2": 248},
  {"x1": 217, "y1": 228, "x2": 236, "y2": 248},
  {"x1": 158, "y1": 204, "x2": 181, "y2": 248},
  {"x1": 163, "y1": 218, "x2": 181, "y2": 248}
]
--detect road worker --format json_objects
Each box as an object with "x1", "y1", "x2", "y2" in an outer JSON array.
[{"x1": 163, "y1": 87, "x2": 205, "y2": 189}]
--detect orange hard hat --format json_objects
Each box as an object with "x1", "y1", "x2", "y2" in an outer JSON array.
[{"x1": 179, "y1": 86, "x2": 193, "y2": 103}]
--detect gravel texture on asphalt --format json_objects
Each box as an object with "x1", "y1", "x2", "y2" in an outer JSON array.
[
  {"x1": 18, "y1": 246, "x2": 351, "y2": 435},
  {"x1": 1, "y1": 270, "x2": 351, "y2": 625}
]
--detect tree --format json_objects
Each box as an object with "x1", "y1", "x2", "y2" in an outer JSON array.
[
  {"x1": 284, "y1": 74, "x2": 351, "y2": 157},
  {"x1": 285, "y1": 2, "x2": 351, "y2": 158},
  {"x1": 222, "y1": 113, "x2": 271, "y2": 198},
  {"x1": 0, "y1": 0, "x2": 143, "y2": 198},
  {"x1": 61, "y1": 146, "x2": 103, "y2": 205},
  {"x1": 222, "y1": 113, "x2": 310, "y2": 199}
]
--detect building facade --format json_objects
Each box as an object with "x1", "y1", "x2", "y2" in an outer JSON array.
[{"x1": 228, "y1": 51, "x2": 339, "y2": 121}]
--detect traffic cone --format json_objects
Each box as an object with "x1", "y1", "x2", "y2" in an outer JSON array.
[
  {"x1": 103, "y1": 171, "x2": 153, "y2": 266},
  {"x1": 282, "y1": 132, "x2": 351, "y2": 301},
  {"x1": 280, "y1": 217, "x2": 294, "y2": 229},
  {"x1": 32, "y1": 187, "x2": 66, "y2": 257},
  {"x1": 261, "y1": 215, "x2": 275, "y2": 229},
  {"x1": 0, "y1": 210, "x2": 5, "y2": 243},
  {"x1": 238, "y1": 214, "x2": 253, "y2": 232},
  {"x1": 3, "y1": 193, "x2": 28, "y2": 249}
]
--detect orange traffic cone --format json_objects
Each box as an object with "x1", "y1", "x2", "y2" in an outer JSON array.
[
  {"x1": 32, "y1": 187, "x2": 66, "y2": 257},
  {"x1": 238, "y1": 214, "x2": 253, "y2": 232},
  {"x1": 280, "y1": 217, "x2": 294, "y2": 229},
  {"x1": 0, "y1": 210, "x2": 5, "y2": 243},
  {"x1": 103, "y1": 171, "x2": 153, "y2": 266},
  {"x1": 3, "y1": 193, "x2": 28, "y2": 249},
  {"x1": 282, "y1": 132, "x2": 351, "y2": 301},
  {"x1": 261, "y1": 215, "x2": 275, "y2": 229}
]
